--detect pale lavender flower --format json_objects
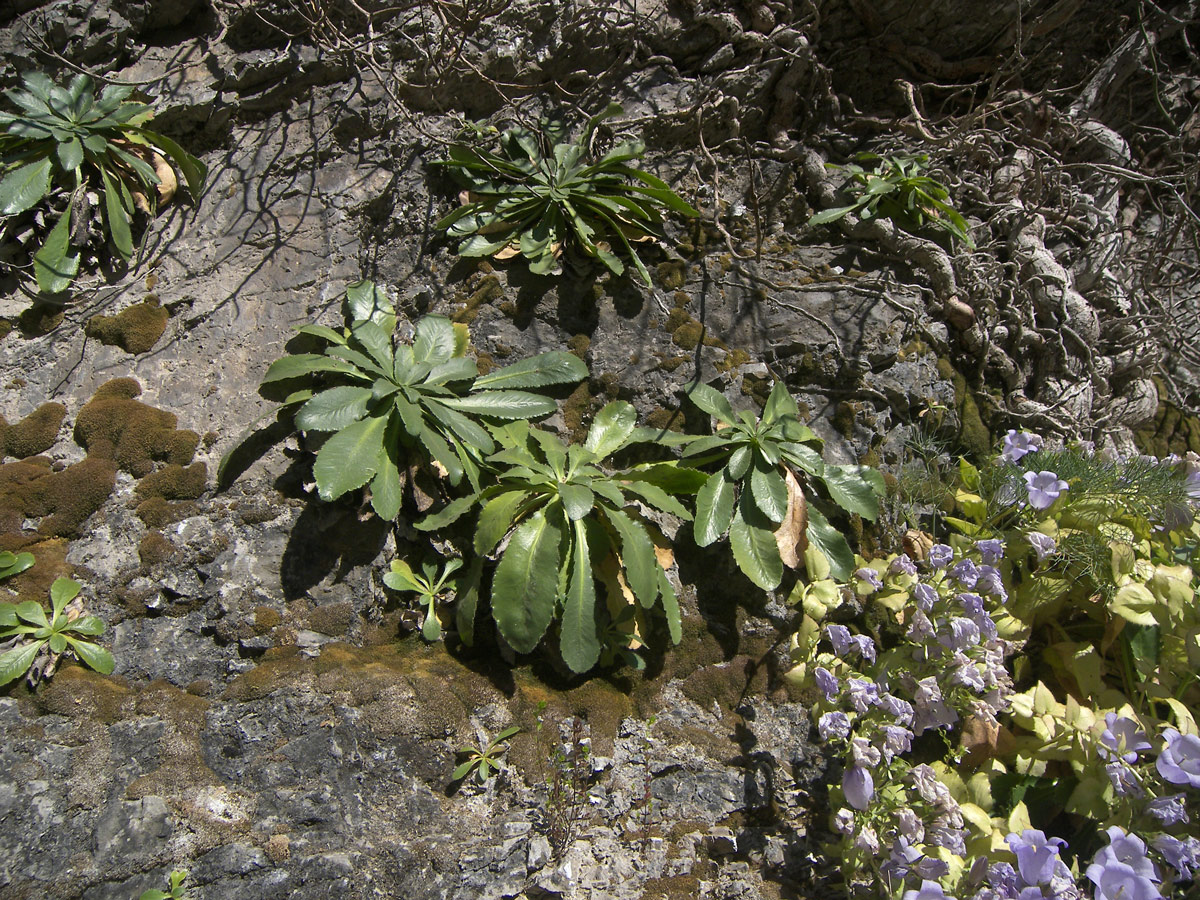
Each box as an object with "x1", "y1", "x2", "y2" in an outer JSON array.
[
  {"x1": 826, "y1": 624, "x2": 853, "y2": 657},
  {"x1": 975, "y1": 565, "x2": 1008, "y2": 602},
  {"x1": 902, "y1": 880, "x2": 955, "y2": 900},
  {"x1": 881, "y1": 724, "x2": 914, "y2": 760},
  {"x1": 1024, "y1": 470, "x2": 1069, "y2": 510},
  {"x1": 1145, "y1": 794, "x2": 1189, "y2": 826},
  {"x1": 939, "y1": 617, "x2": 982, "y2": 652},
  {"x1": 833, "y1": 807, "x2": 855, "y2": 834},
  {"x1": 1006, "y1": 830, "x2": 1067, "y2": 886},
  {"x1": 949, "y1": 652, "x2": 986, "y2": 692},
  {"x1": 1100, "y1": 714, "x2": 1152, "y2": 764},
  {"x1": 910, "y1": 764, "x2": 957, "y2": 811},
  {"x1": 896, "y1": 808, "x2": 924, "y2": 843},
  {"x1": 988, "y1": 862, "x2": 1019, "y2": 898},
  {"x1": 928, "y1": 544, "x2": 955, "y2": 568},
  {"x1": 855, "y1": 567, "x2": 883, "y2": 592},
  {"x1": 890, "y1": 554, "x2": 918, "y2": 576},
  {"x1": 818, "y1": 711, "x2": 851, "y2": 742},
  {"x1": 852, "y1": 634, "x2": 877, "y2": 663},
  {"x1": 916, "y1": 857, "x2": 951, "y2": 879},
  {"x1": 912, "y1": 582, "x2": 939, "y2": 611},
  {"x1": 851, "y1": 736, "x2": 882, "y2": 768},
  {"x1": 853, "y1": 823, "x2": 880, "y2": 855},
  {"x1": 1157, "y1": 729, "x2": 1200, "y2": 788},
  {"x1": 1093, "y1": 827, "x2": 1159, "y2": 881},
  {"x1": 1106, "y1": 761, "x2": 1144, "y2": 797},
  {"x1": 907, "y1": 608, "x2": 936, "y2": 643},
  {"x1": 913, "y1": 677, "x2": 959, "y2": 734},
  {"x1": 814, "y1": 666, "x2": 839, "y2": 700},
  {"x1": 1001, "y1": 430, "x2": 1043, "y2": 464},
  {"x1": 880, "y1": 838, "x2": 922, "y2": 881},
  {"x1": 928, "y1": 818, "x2": 967, "y2": 856},
  {"x1": 975, "y1": 539, "x2": 1005, "y2": 564},
  {"x1": 1152, "y1": 834, "x2": 1200, "y2": 882},
  {"x1": 846, "y1": 678, "x2": 880, "y2": 713},
  {"x1": 843, "y1": 765, "x2": 874, "y2": 810},
  {"x1": 1077, "y1": 440, "x2": 1096, "y2": 455},
  {"x1": 879, "y1": 693, "x2": 915, "y2": 727},
  {"x1": 1086, "y1": 861, "x2": 1162, "y2": 900},
  {"x1": 1026, "y1": 532, "x2": 1057, "y2": 562},
  {"x1": 950, "y1": 558, "x2": 980, "y2": 589}
]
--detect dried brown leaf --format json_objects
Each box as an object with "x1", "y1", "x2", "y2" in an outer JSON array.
[{"x1": 774, "y1": 467, "x2": 809, "y2": 569}]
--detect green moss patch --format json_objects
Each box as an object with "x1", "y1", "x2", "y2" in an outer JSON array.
[
  {"x1": 0, "y1": 455, "x2": 118, "y2": 538},
  {"x1": 74, "y1": 378, "x2": 199, "y2": 478},
  {"x1": 0, "y1": 403, "x2": 65, "y2": 459},
  {"x1": 1133, "y1": 377, "x2": 1200, "y2": 457},
  {"x1": 84, "y1": 299, "x2": 169, "y2": 354},
  {"x1": 936, "y1": 358, "x2": 991, "y2": 459},
  {"x1": 135, "y1": 496, "x2": 198, "y2": 528},
  {"x1": 136, "y1": 462, "x2": 208, "y2": 501}
]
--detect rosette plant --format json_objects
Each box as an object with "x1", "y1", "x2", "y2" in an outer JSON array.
[
  {"x1": 0, "y1": 72, "x2": 207, "y2": 292},
  {"x1": 0, "y1": 576, "x2": 113, "y2": 687},
  {"x1": 418, "y1": 403, "x2": 703, "y2": 673},
  {"x1": 260, "y1": 281, "x2": 587, "y2": 517},
  {"x1": 683, "y1": 381, "x2": 886, "y2": 587},
  {"x1": 383, "y1": 556, "x2": 463, "y2": 641},
  {"x1": 435, "y1": 103, "x2": 699, "y2": 285}
]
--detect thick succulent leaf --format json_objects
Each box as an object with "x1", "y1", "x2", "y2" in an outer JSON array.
[
  {"x1": 694, "y1": 470, "x2": 735, "y2": 546},
  {"x1": 440, "y1": 391, "x2": 556, "y2": 420},
  {"x1": 602, "y1": 507, "x2": 658, "y2": 608},
  {"x1": 262, "y1": 353, "x2": 365, "y2": 384},
  {"x1": 474, "y1": 351, "x2": 587, "y2": 390},
  {"x1": 584, "y1": 401, "x2": 637, "y2": 459},
  {"x1": 686, "y1": 384, "x2": 736, "y2": 425},
  {"x1": 474, "y1": 489, "x2": 530, "y2": 554},
  {"x1": 491, "y1": 509, "x2": 564, "y2": 654},
  {"x1": 413, "y1": 315, "x2": 458, "y2": 365},
  {"x1": 805, "y1": 505, "x2": 854, "y2": 582},
  {"x1": 66, "y1": 636, "x2": 114, "y2": 674},
  {"x1": 822, "y1": 464, "x2": 884, "y2": 521},
  {"x1": 295, "y1": 386, "x2": 373, "y2": 432},
  {"x1": 0, "y1": 641, "x2": 42, "y2": 687},
  {"x1": 559, "y1": 483, "x2": 595, "y2": 521},
  {"x1": 34, "y1": 209, "x2": 80, "y2": 294},
  {"x1": 312, "y1": 413, "x2": 387, "y2": 501},
  {"x1": 561, "y1": 519, "x2": 600, "y2": 674},
  {"x1": 0, "y1": 156, "x2": 52, "y2": 215},
  {"x1": 729, "y1": 500, "x2": 784, "y2": 590},
  {"x1": 749, "y1": 462, "x2": 788, "y2": 524}
]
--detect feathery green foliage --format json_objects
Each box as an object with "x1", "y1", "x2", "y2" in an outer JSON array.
[
  {"x1": 435, "y1": 104, "x2": 699, "y2": 285},
  {"x1": 0, "y1": 72, "x2": 206, "y2": 293}
]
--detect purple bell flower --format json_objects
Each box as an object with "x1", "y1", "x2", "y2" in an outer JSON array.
[
  {"x1": 1157, "y1": 729, "x2": 1200, "y2": 788},
  {"x1": 1023, "y1": 471, "x2": 1068, "y2": 510}
]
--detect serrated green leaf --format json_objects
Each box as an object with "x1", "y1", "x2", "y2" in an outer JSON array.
[
  {"x1": 0, "y1": 640, "x2": 41, "y2": 686},
  {"x1": 621, "y1": 480, "x2": 692, "y2": 520},
  {"x1": 456, "y1": 557, "x2": 483, "y2": 646},
  {"x1": 694, "y1": 470, "x2": 735, "y2": 546},
  {"x1": 100, "y1": 167, "x2": 134, "y2": 260},
  {"x1": 822, "y1": 465, "x2": 882, "y2": 521},
  {"x1": 761, "y1": 381, "x2": 799, "y2": 425},
  {"x1": 603, "y1": 506, "x2": 658, "y2": 607},
  {"x1": 413, "y1": 315, "x2": 458, "y2": 365},
  {"x1": 68, "y1": 615, "x2": 105, "y2": 636},
  {"x1": 369, "y1": 423, "x2": 403, "y2": 520},
  {"x1": 262, "y1": 353, "x2": 366, "y2": 384},
  {"x1": 727, "y1": 445, "x2": 752, "y2": 480},
  {"x1": 344, "y1": 279, "x2": 395, "y2": 330},
  {"x1": 439, "y1": 391, "x2": 556, "y2": 420},
  {"x1": 657, "y1": 567, "x2": 681, "y2": 644},
  {"x1": 750, "y1": 463, "x2": 788, "y2": 524},
  {"x1": 561, "y1": 519, "x2": 600, "y2": 673},
  {"x1": 686, "y1": 384, "x2": 736, "y2": 425},
  {"x1": 475, "y1": 490, "x2": 530, "y2": 554},
  {"x1": 416, "y1": 493, "x2": 479, "y2": 532},
  {"x1": 560, "y1": 483, "x2": 595, "y2": 521},
  {"x1": 474, "y1": 351, "x2": 587, "y2": 390},
  {"x1": 729, "y1": 497, "x2": 783, "y2": 590},
  {"x1": 34, "y1": 209, "x2": 80, "y2": 294},
  {"x1": 806, "y1": 505, "x2": 854, "y2": 582},
  {"x1": 295, "y1": 386, "x2": 374, "y2": 432},
  {"x1": 0, "y1": 156, "x2": 52, "y2": 215},
  {"x1": 312, "y1": 414, "x2": 388, "y2": 501},
  {"x1": 491, "y1": 509, "x2": 564, "y2": 654},
  {"x1": 584, "y1": 401, "x2": 637, "y2": 459}
]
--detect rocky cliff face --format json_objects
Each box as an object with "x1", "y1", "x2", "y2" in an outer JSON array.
[{"x1": 0, "y1": 1, "x2": 1194, "y2": 897}]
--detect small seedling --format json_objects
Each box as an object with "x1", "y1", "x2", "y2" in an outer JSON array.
[
  {"x1": 139, "y1": 869, "x2": 188, "y2": 900},
  {"x1": 0, "y1": 576, "x2": 113, "y2": 687},
  {"x1": 453, "y1": 725, "x2": 520, "y2": 784},
  {"x1": 382, "y1": 556, "x2": 463, "y2": 641},
  {"x1": 0, "y1": 550, "x2": 34, "y2": 581}
]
